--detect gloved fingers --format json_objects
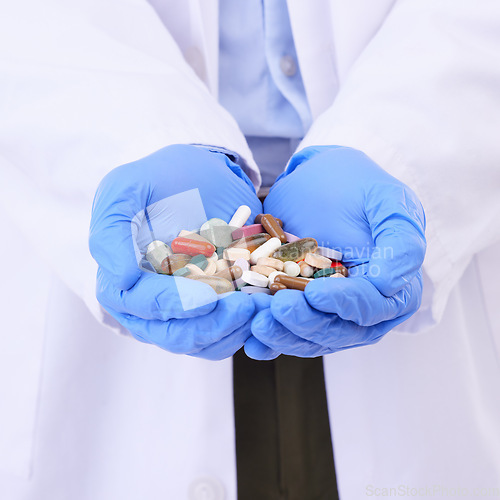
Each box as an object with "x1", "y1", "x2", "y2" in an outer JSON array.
[
  {"x1": 244, "y1": 336, "x2": 280, "y2": 361},
  {"x1": 270, "y1": 290, "x2": 338, "y2": 335},
  {"x1": 89, "y1": 169, "x2": 147, "y2": 291},
  {"x1": 251, "y1": 293, "x2": 272, "y2": 312},
  {"x1": 243, "y1": 294, "x2": 278, "y2": 361},
  {"x1": 192, "y1": 322, "x2": 253, "y2": 361},
  {"x1": 304, "y1": 273, "x2": 423, "y2": 326},
  {"x1": 117, "y1": 291, "x2": 255, "y2": 354},
  {"x1": 89, "y1": 146, "x2": 263, "y2": 292},
  {"x1": 365, "y1": 182, "x2": 426, "y2": 296},
  {"x1": 270, "y1": 288, "x2": 415, "y2": 349},
  {"x1": 96, "y1": 268, "x2": 218, "y2": 321},
  {"x1": 269, "y1": 290, "x2": 376, "y2": 348},
  {"x1": 251, "y1": 308, "x2": 332, "y2": 358}
]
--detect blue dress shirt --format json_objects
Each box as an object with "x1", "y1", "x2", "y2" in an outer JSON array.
[{"x1": 218, "y1": 0, "x2": 312, "y2": 186}]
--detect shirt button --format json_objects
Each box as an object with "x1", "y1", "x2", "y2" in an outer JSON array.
[
  {"x1": 280, "y1": 55, "x2": 297, "y2": 77},
  {"x1": 189, "y1": 477, "x2": 225, "y2": 500}
]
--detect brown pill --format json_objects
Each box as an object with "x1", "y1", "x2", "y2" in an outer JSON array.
[
  {"x1": 255, "y1": 213, "x2": 283, "y2": 227},
  {"x1": 260, "y1": 214, "x2": 287, "y2": 244},
  {"x1": 214, "y1": 265, "x2": 243, "y2": 281},
  {"x1": 275, "y1": 275, "x2": 310, "y2": 291},
  {"x1": 270, "y1": 282, "x2": 287, "y2": 295},
  {"x1": 160, "y1": 254, "x2": 191, "y2": 274},
  {"x1": 226, "y1": 233, "x2": 271, "y2": 253}
]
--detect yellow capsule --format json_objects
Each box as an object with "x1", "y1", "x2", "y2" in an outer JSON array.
[
  {"x1": 272, "y1": 238, "x2": 318, "y2": 262},
  {"x1": 187, "y1": 275, "x2": 234, "y2": 294}
]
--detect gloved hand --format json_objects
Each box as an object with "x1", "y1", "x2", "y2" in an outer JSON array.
[
  {"x1": 245, "y1": 146, "x2": 426, "y2": 360},
  {"x1": 89, "y1": 144, "x2": 262, "y2": 360}
]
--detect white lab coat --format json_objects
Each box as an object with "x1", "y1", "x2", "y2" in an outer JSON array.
[{"x1": 1, "y1": 0, "x2": 500, "y2": 498}]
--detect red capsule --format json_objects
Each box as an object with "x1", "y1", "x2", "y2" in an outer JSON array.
[{"x1": 171, "y1": 237, "x2": 215, "y2": 257}]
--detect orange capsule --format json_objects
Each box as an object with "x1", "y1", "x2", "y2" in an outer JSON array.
[
  {"x1": 226, "y1": 233, "x2": 271, "y2": 253},
  {"x1": 171, "y1": 237, "x2": 215, "y2": 257},
  {"x1": 260, "y1": 214, "x2": 287, "y2": 244},
  {"x1": 160, "y1": 254, "x2": 191, "y2": 275},
  {"x1": 275, "y1": 275, "x2": 310, "y2": 291},
  {"x1": 255, "y1": 214, "x2": 283, "y2": 227}
]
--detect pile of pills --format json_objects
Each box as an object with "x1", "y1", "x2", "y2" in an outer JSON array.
[{"x1": 144, "y1": 205, "x2": 348, "y2": 295}]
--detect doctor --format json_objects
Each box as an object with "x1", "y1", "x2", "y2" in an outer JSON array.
[{"x1": 1, "y1": 1, "x2": 500, "y2": 499}]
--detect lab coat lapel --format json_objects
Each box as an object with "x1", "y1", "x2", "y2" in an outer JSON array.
[
  {"x1": 286, "y1": 0, "x2": 338, "y2": 119},
  {"x1": 198, "y1": 0, "x2": 219, "y2": 97}
]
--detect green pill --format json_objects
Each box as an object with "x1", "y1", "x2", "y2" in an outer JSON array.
[
  {"x1": 173, "y1": 266, "x2": 191, "y2": 277},
  {"x1": 190, "y1": 254, "x2": 208, "y2": 270},
  {"x1": 313, "y1": 268, "x2": 337, "y2": 279},
  {"x1": 272, "y1": 238, "x2": 318, "y2": 262}
]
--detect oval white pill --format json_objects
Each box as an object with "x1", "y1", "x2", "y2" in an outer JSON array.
[
  {"x1": 233, "y1": 258, "x2": 250, "y2": 272},
  {"x1": 241, "y1": 270, "x2": 269, "y2": 288},
  {"x1": 249, "y1": 237, "x2": 282, "y2": 265},
  {"x1": 317, "y1": 246, "x2": 343, "y2": 261},
  {"x1": 284, "y1": 261, "x2": 300, "y2": 277},
  {"x1": 228, "y1": 205, "x2": 252, "y2": 228}
]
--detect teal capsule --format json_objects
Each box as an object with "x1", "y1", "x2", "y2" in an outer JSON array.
[
  {"x1": 190, "y1": 254, "x2": 208, "y2": 270},
  {"x1": 313, "y1": 268, "x2": 337, "y2": 279}
]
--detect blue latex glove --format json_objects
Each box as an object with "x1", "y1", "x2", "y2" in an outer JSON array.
[
  {"x1": 89, "y1": 144, "x2": 262, "y2": 360},
  {"x1": 246, "y1": 146, "x2": 426, "y2": 360}
]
